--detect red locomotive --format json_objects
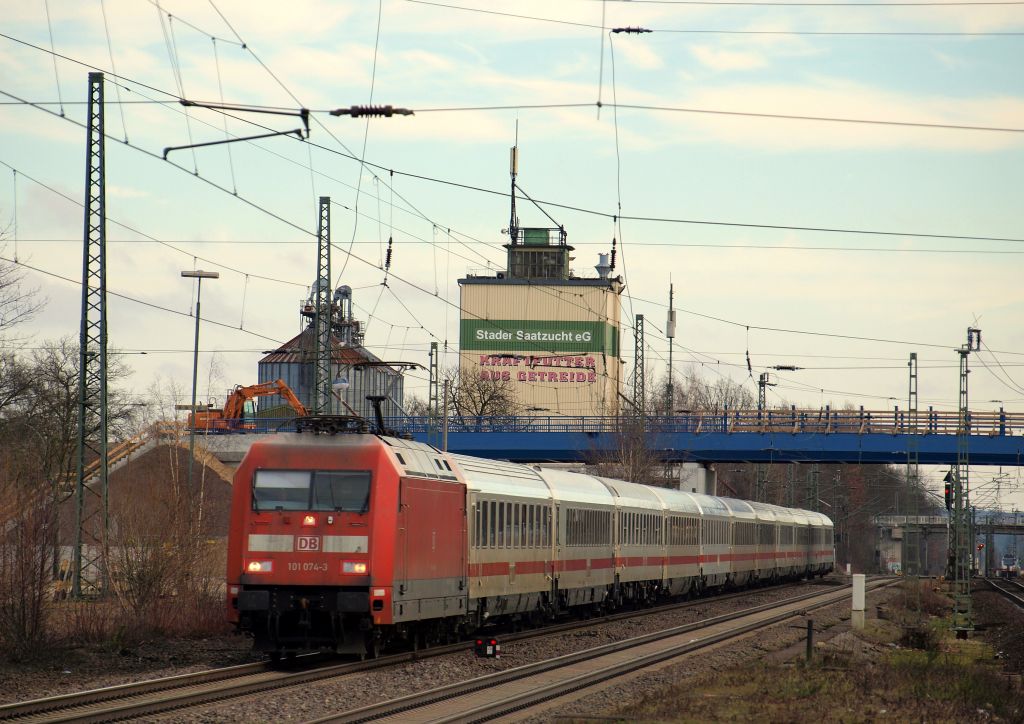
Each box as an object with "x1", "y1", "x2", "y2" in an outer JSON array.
[{"x1": 226, "y1": 424, "x2": 834, "y2": 658}]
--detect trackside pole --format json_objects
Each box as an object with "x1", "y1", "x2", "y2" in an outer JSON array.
[{"x1": 852, "y1": 573, "x2": 866, "y2": 630}]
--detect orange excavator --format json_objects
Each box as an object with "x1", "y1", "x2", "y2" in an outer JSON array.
[{"x1": 189, "y1": 379, "x2": 308, "y2": 431}]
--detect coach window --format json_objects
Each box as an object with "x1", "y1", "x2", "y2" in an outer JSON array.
[
  {"x1": 505, "y1": 502, "x2": 513, "y2": 548},
  {"x1": 496, "y1": 502, "x2": 505, "y2": 547}
]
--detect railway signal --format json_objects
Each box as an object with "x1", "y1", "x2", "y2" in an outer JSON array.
[{"x1": 474, "y1": 638, "x2": 501, "y2": 659}]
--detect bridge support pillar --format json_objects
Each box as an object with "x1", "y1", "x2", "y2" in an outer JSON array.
[{"x1": 678, "y1": 463, "x2": 716, "y2": 495}]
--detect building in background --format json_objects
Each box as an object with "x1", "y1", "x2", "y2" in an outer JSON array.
[
  {"x1": 459, "y1": 227, "x2": 624, "y2": 417},
  {"x1": 258, "y1": 285, "x2": 404, "y2": 420}
]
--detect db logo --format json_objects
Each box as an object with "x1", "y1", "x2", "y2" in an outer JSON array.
[{"x1": 296, "y1": 536, "x2": 321, "y2": 551}]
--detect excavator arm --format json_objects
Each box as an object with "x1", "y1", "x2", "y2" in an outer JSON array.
[
  {"x1": 275, "y1": 380, "x2": 308, "y2": 416},
  {"x1": 190, "y1": 378, "x2": 307, "y2": 431}
]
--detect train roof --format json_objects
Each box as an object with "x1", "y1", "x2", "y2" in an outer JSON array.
[
  {"x1": 747, "y1": 501, "x2": 779, "y2": 522},
  {"x1": 687, "y1": 493, "x2": 730, "y2": 517},
  {"x1": 648, "y1": 487, "x2": 704, "y2": 515},
  {"x1": 449, "y1": 454, "x2": 550, "y2": 499},
  {"x1": 594, "y1": 477, "x2": 669, "y2": 511},
  {"x1": 721, "y1": 497, "x2": 757, "y2": 519},
  {"x1": 534, "y1": 468, "x2": 615, "y2": 506}
]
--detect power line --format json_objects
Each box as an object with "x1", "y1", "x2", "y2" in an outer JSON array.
[
  {"x1": 8, "y1": 90, "x2": 1024, "y2": 362},
  {"x1": 9, "y1": 32, "x2": 1024, "y2": 137},
  {"x1": 405, "y1": 0, "x2": 1024, "y2": 35},
  {"x1": 599, "y1": 0, "x2": 1024, "y2": 6},
  {"x1": 410, "y1": 101, "x2": 1024, "y2": 135},
  {"x1": 0, "y1": 158, "x2": 309, "y2": 289},
  {"x1": 4, "y1": 35, "x2": 1023, "y2": 248},
  {"x1": 2, "y1": 255, "x2": 285, "y2": 344},
  {"x1": 7, "y1": 38, "x2": 1024, "y2": 377},
  {"x1": 11, "y1": 238, "x2": 1024, "y2": 255}
]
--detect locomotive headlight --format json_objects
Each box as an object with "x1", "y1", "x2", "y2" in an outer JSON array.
[
  {"x1": 302, "y1": 515, "x2": 317, "y2": 527},
  {"x1": 246, "y1": 560, "x2": 273, "y2": 573},
  {"x1": 342, "y1": 561, "x2": 368, "y2": 574}
]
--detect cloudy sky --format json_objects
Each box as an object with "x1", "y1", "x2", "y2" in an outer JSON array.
[{"x1": 1, "y1": 1, "x2": 1022, "y2": 505}]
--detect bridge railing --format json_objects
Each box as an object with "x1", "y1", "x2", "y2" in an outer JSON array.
[
  {"x1": 381, "y1": 407, "x2": 1022, "y2": 436},
  {"x1": 183, "y1": 407, "x2": 1022, "y2": 437}
]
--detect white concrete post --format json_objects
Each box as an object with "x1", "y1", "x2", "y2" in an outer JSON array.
[{"x1": 852, "y1": 573, "x2": 866, "y2": 630}]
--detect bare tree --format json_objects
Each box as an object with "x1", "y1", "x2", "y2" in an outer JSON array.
[
  {"x1": 0, "y1": 254, "x2": 42, "y2": 340},
  {"x1": 0, "y1": 422, "x2": 58, "y2": 660},
  {"x1": 403, "y1": 395, "x2": 431, "y2": 417},
  {"x1": 444, "y1": 367, "x2": 522, "y2": 421},
  {"x1": 674, "y1": 367, "x2": 756, "y2": 413}
]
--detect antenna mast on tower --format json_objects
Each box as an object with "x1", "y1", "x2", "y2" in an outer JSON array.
[
  {"x1": 666, "y1": 282, "x2": 675, "y2": 412},
  {"x1": 508, "y1": 138, "x2": 519, "y2": 244}
]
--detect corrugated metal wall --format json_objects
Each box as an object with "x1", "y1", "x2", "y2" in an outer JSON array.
[{"x1": 257, "y1": 360, "x2": 404, "y2": 420}]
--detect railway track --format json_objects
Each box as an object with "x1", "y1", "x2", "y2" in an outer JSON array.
[
  {"x1": 0, "y1": 579, "x2": 833, "y2": 722},
  {"x1": 306, "y1": 579, "x2": 894, "y2": 724},
  {"x1": 987, "y1": 576, "x2": 1024, "y2": 607}
]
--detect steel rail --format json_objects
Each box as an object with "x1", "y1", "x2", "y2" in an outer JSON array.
[
  {"x1": 0, "y1": 580, "x2": 819, "y2": 722},
  {"x1": 987, "y1": 577, "x2": 1024, "y2": 608},
  {"x1": 308, "y1": 580, "x2": 893, "y2": 724}
]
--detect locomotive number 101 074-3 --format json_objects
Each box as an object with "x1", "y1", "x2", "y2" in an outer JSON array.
[{"x1": 287, "y1": 562, "x2": 329, "y2": 572}]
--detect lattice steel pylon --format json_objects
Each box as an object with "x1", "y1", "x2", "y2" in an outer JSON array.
[
  {"x1": 754, "y1": 372, "x2": 774, "y2": 503},
  {"x1": 312, "y1": 197, "x2": 332, "y2": 414},
  {"x1": 951, "y1": 327, "x2": 980, "y2": 638},
  {"x1": 805, "y1": 463, "x2": 820, "y2": 512},
  {"x1": 754, "y1": 465, "x2": 768, "y2": 503},
  {"x1": 904, "y1": 353, "x2": 922, "y2": 618},
  {"x1": 428, "y1": 341, "x2": 439, "y2": 444},
  {"x1": 633, "y1": 314, "x2": 645, "y2": 421},
  {"x1": 73, "y1": 72, "x2": 109, "y2": 597}
]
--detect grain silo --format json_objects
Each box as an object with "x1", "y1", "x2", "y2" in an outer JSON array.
[{"x1": 258, "y1": 285, "x2": 404, "y2": 420}]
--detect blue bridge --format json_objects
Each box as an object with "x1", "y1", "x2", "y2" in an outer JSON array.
[
  {"x1": 390, "y1": 407, "x2": 1024, "y2": 466},
  {"x1": 221, "y1": 407, "x2": 1023, "y2": 466}
]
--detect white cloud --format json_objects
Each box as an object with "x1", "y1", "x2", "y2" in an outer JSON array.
[
  {"x1": 615, "y1": 40, "x2": 663, "y2": 71},
  {"x1": 689, "y1": 45, "x2": 767, "y2": 73},
  {"x1": 666, "y1": 79, "x2": 1024, "y2": 151}
]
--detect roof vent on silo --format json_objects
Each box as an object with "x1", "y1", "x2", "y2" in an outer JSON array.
[{"x1": 595, "y1": 253, "x2": 611, "y2": 279}]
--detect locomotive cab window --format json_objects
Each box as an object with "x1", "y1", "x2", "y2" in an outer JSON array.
[{"x1": 252, "y1": 469, "x2": 372, "y2": 512}]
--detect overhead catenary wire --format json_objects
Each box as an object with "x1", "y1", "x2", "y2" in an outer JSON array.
[
  {"x1": 336, "y1": 0, "x2": 385, "y2": 284},
  {"x1": 5, "y1": 96, "x2": 1022, "y2": 367},
  {"x1": 404, "y1": 0, "x2": 1024, "y2": 36},
  {"x1": 2, "y1": 254, "x2": 285, "y2": 344},
  {"x1": 3, "y1": 33, "x2": 1023, "y2": 245},
  {"x1": 99, "y1": 0, "x2": 129, "y2": 142},
  {"x1": 4, "y1": 31, "x2": 1019, "y2": 399},
  {"x1": 41, "y1": 0, "x2": 64, "y2": 117},
  {"x1": 597, "y1": 0, "x2": 1024, "y2": 7}
]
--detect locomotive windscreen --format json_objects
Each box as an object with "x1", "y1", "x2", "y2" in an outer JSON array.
[{"x1": 252, "y1": 469, "x2": 372, "y2": 512}]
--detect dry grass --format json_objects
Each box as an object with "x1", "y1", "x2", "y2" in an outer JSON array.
[
  {"x1": 598, "y1": 586, "x2": 1021, "y2": 724},
  {"x1": 608, "y1": 650, "x2": 1020, "y2": 723}
]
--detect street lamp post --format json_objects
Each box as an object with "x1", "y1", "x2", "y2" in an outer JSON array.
[{"x1": 181, "y1": 270, "x2": 218, "y2": 498}]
